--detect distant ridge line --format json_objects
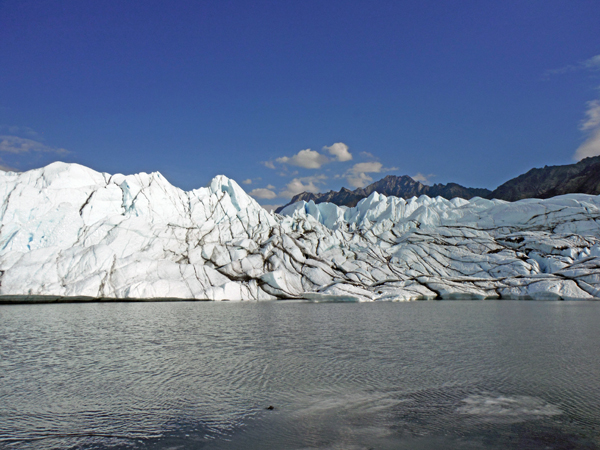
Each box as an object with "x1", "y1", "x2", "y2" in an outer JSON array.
[{"x1": 275, "y1": 156, "x2": 600, "y2": 213}]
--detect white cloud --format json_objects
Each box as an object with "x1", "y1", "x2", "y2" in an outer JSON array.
[
  {"x1": 580, "y1": 100, "x2": 600, "y2": 131},
  {"x1": 262, "y1": 161, "x2": 276, "y2": 169},
  {"x1": 0, "y1": 135, "x2": 69, "y2": 171},
  {"x1": 0, "y1": 125, "x2": 40, "y2": 138},
  {"x1": 545, "y1": 54, "x2": 600, "y2": 77},
  {"x1": 553, "y1": 54, "x2": 600, "y2": 160},
  {"x1": 344, "y1": 161, "x2": 397, "y2": 188},
  {"x1": 276, "y1": 148, "x2": 330, "y2": 169},
  {"x1": 242, "y1": 179, "x2": 252, "y2": 185},
  {"x1": 280, "y1": 179, "x2": 319, "y2": 198},
  {"x1": 0, "y1": 163, "x2": 17, "y2": 172},
  {"x1": 0, "y1": 135, "x2": 69, "y2": 155},
  {"x1": 575, "y1": 128, "x2": 600, "y2": 160},
  {"x1": 323, "y1": 142, "x2": 352, "y2": 162},
  {"x1": 360, "y1": 151, "x2": 375, "y2": 158},
  {"x1": 249, "y1": 188, "x2": 277, "y2": 199},
  {"x1": 347, "y1": 172, "x2": 374, "y2": 188},
  {"x1": 575, "y1": 100, "x2": 600, "y2": 160},
  {"x1": 271, "y1": 142, "x2": 356, "y2": 171},
  {"x1": 349, "y1": 161, "x2": 383, "y2": 174},
  {"x1": 582, "y1": 55, "x2": 600, "y2": 70},
  {"x1": 279, "y1": 175, "x2": 326, "y2": 198},
  {"x1": 266, "y1": 184, "x2": 275, "y2": 189},
  {"x1": 412, "y1": 172, "x2": 435, "y2": 184}
]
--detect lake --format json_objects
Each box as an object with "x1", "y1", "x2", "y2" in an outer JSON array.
[{"x1": 1, "y1": 300, "x2": 599, "y2": 449}]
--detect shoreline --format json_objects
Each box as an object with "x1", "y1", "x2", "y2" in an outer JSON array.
[{"x1": 1, "y1": 295, "x2": 598, "y2": 304}]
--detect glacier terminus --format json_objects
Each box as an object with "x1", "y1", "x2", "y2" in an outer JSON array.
[{"x1": 1, "y1": 162, "x2": 600, "y2": 301}]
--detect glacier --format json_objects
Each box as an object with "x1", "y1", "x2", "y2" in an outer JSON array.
[{"x1": 1, "y1": 162, "x2": 600, "y2": 301}]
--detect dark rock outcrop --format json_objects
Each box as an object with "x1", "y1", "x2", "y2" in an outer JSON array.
[{"x1": 487, "y1": 156, "x2": 600, "y2": 201}]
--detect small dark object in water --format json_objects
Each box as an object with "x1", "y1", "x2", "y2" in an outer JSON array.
[{"x1": 266, "y1": 405, "x2": 275, "y2": 410}]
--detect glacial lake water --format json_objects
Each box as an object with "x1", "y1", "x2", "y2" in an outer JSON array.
[{"x1": 1, "y1": 300, "x2": 599, "y2": 450}]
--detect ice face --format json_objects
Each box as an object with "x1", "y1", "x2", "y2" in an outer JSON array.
[{"x1": 1, "y1": 162, "x2": 600, "y2": 301}]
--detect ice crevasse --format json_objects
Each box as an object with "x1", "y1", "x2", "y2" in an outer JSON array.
[{"x1": 1, "y1": 162, "x2": 600, "y2": 301}]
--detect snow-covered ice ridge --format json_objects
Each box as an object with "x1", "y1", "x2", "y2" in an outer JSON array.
[{"x1": 2, "y1": 162, "x2": 600, "y2": 301}]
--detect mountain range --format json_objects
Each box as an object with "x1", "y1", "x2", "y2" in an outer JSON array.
[
  {"x1": 489, "y1": 155, "x2": 600, "y2": 201},
  {"x1": 276, "y1": 155, "x2": 600, "y2": 212}
]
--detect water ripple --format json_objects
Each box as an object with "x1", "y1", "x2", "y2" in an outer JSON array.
[{"x1": 0, "y1": 300, "x2": 599, "y2": 449}]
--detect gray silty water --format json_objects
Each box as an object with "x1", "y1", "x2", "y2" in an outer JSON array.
[{"x1": 1, "y1": 300, "x2": 599, "y2": 449}]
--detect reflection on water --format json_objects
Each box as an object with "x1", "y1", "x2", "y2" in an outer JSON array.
[
  {"x1": 456, "y1": 394, "x2": 563, "y2": 422},
  {"x1": 1, "y1": 300, "x2": 599, "y2": 449}
]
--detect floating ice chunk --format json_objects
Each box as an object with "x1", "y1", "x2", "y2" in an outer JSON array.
[{"x1": 456, "y1": 394, "x2": 562, "y2": 423}]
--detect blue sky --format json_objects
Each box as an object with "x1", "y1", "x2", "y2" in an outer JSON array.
[{"x1": 1, "y1": 0, "x2": 599, "y2": 208}]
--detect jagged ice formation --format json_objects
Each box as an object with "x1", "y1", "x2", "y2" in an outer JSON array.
[{"x1": 1, "y1": 162, "x2": 600, "y2": 301}]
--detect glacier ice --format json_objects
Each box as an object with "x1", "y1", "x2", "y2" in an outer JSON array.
[{"x1": 1, "y1": 162, "x2": 600, "y2": 301}]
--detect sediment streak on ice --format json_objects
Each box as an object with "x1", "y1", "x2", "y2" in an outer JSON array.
[{"x1": 1, "y1": 162, "x2": 600, "y2": 301}]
